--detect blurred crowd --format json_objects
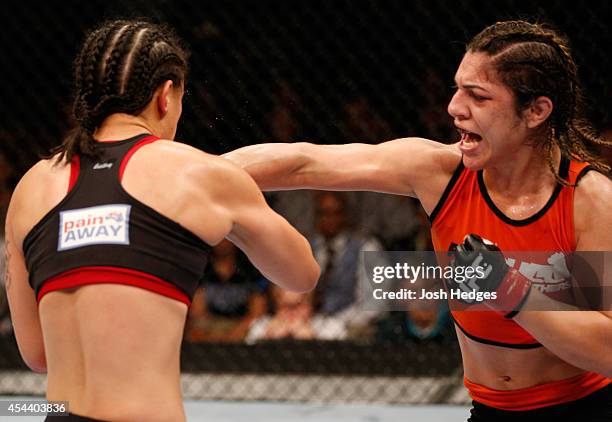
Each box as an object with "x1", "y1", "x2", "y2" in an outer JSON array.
[
  {"x1": 183, "y1": 187, "x2": 456, "y2": 345},
  {"x1": 1, "y1": 78, "x2": 611, "y2": 347}
]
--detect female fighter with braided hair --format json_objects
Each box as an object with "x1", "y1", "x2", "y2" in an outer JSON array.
[
  {"x1": 5, "y1": 19, "x2": 318, "y2": 421},
  {"x1": 225, "y1": 20, "x2": 612, "y2": 421}
]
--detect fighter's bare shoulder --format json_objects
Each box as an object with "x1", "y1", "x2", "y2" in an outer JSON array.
[
  {"x1": 574, "y1": 170, "x2": 612, "y2": 250},
  {"x1": 144, "y1": 140, "x2": 260, "y2": 198},
  {"x1": 11, "y1": 156, "x2": 69, "y2": 210},
  {"x1": 374, "y1": 137, "x2": 461, "y2": 200},
  {"x1": 141, "y1": 139, "x2": 238, "y2": 171},
  {"x1": 381, "y1": 137, "x2": 461, "y2": 174}
]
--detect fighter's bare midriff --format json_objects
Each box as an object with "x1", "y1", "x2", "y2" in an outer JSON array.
[
  {"x1": 15, "y1": 142, "x2": 220, "y2": 421},
  {"x1": 457, "y1": 326, "x2": 586, "y2": 390},
  {"x1": 426, "y1": 149, "x2": 587, "y2": 391},
  {"x1": 40, "y1": 285, "x2": 188, "y2": 422}
]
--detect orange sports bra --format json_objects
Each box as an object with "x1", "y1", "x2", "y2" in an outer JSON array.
[{"x1": 430, "y1": 156, "x2": 592, "y2": 348}]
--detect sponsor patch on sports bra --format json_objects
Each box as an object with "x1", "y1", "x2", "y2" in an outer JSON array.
[{"x1": 58, "y1": 204, "x2": 131, "y2": 251}]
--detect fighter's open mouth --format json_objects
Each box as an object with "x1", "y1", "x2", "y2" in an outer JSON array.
[{"x1": 458, "y1": 129, "x2": 482, "y2": 142}]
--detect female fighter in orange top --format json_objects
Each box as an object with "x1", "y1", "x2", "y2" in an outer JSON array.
[{"x1": 225, "y1": 20, "x2": 612, "y2": 421}]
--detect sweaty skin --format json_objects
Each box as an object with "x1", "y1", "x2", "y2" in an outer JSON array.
[
  {"x1": 224, "y1": 51, "x2": 612, "y2": 386},
  {"x1": 6, "y1": 82, "x2": 319, "y2": 421}
]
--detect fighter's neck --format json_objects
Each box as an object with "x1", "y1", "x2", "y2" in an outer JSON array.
[
  {"x1": 482, "y1": 147, "x2": 561, "y2": 198},
  {"x1": 93, "y1": 114, "x2": 157, "y2": 142}
]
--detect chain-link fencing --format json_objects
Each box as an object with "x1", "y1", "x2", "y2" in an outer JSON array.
[{"x1": 0, "y1": 0, "x2": 610, "y2": 404}]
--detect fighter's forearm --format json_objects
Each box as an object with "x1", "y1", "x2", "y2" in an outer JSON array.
[
  {"x1": 449, "y1": 235, "x2": 612, "y2": 377},
  {"x1": 514, "y1": 294, "x2": 612, "y2": 377},
  {"x1": 223, "y1": 143, "x2": 311, "y2": 190}
]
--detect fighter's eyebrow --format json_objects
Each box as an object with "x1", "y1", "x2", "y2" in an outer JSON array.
[{"x1": 454, "y1": 81, "x2": 491, "y2": 93}]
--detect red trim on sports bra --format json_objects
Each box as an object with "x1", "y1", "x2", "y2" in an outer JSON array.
[
  {"x1": 119, "y1": 135, "x2": 160, "y2": 181},
  {"x1": 37, "y1": 266, "x2": 191, "y2": 306},
  {"x1": 68, "y1": 155, "x2": 81, "y2": 193}
]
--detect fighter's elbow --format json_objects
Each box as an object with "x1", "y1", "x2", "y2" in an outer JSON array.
[
  {"x1": 292, "y1": 143, "x2": 315, "y2": 171},
  {"x1": 566, "y1": 347, "x2": 612, "y2": 378},
  {"x1": 29, "y1": 363, "x2": 47, "y2": 374},
  {"x1": 286, "y1": 260, "x2": 320, "y2": 294},
  {"x1": 301, "y1": 263, "x2": 321, "y2": 293},
  {"x1": 24, "y1": 353, "x2": 47, "y2": 373},
  {"x1": 15, "y1": 332, "x2": 47, "y2": 373}
]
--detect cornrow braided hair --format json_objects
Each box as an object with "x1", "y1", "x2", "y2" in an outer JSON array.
[
  {"x1": 51, "y1": 19, "x2": 189, "y2": 163},
  {"x1": 467, "y1": 20, "x2": 611, "y2": 185}
]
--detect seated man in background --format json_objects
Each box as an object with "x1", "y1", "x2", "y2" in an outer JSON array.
[
  {"x1": 185, "y1": 239, "x2": 267, "y2": 342},
  {"x1": 310, "y1": 191, "x2": 385, "y2": 336},
  {"x1": 245, "y1": 284, "x2": 346, "y2": 343},
  {"x1": 375, "y1": 278, "x2": 455, "y2": 344}
]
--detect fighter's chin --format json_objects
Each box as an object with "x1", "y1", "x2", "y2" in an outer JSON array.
[
  {"x1": 459, "y1": 140, "x2": 491, "y2": 170},
  {"x1": 462, "y1": 155, "x2": 487, "y2": 171}
]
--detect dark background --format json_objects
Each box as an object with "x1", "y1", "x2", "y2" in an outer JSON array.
[
  {"x1": 0, "y1": 1, "x2": 610, "y2": 401},
  {"x1": 1, "y1": 0, "x2": 610, "y2": 177}
]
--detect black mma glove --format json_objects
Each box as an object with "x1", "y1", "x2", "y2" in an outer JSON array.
[{"x1": 447, "y1": 234, "x2": 532, "y2": 318}]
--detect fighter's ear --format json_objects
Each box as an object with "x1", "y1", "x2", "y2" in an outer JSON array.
[
  {"x1": 156, "y1": 80, "x2": 175, "y2": 117},
  {"x1": 524, "y1": 96, "x2": 553, "y2": 129}
]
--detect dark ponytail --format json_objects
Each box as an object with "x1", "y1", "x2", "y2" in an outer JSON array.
[
  {"x1": 50, "y1": 19, "x2": 189, "y2": 164},
  {"x1": 468, "y1": 20, "x2": 611, "y2": 183}
]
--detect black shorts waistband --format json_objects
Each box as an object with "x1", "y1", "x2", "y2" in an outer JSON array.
[{"x1": 45, "y1": 412, "x2": 107, "y2": 422}]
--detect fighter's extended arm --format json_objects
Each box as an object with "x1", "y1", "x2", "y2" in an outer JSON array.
[{"x1": 223, "y1": 138, "x2": 459, "y2": 201}]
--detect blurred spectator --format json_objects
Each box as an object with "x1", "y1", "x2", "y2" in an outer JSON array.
[
  {"x1": 375, "y1": 278, "x2": 455, "y2": 344},
  {"x1": 355, "y1": 194, "x2": 424, "y2": 250},
  {"x1": 264, "y1": 81, "x2": 316, "y2": 237},
  {"x1": 0, "y1": 152, "x2": 14, "y2": 336},
  {"x1": 0, "y1": 284, "x2": 9, "y2": 335},
  {"x1": 341, "y1": 95, "x2": 393, "y2": 143},
  {"x1": 269, "y1": 80, "x2": 304, "y2": 142},
  {"x1": 310, "y1": 192, "x2": 385, "y2": 336},
  {"x1": 375, "y1": 305, "x2": 454, "y2": 344},
  {"x1": 417, "y1": 67, "x2": 456, "y2": 143},
  {"x1": 411, "y1": 206, "x2": 434, "y2": 251},
  {"x1": 339, "y1": 92, "x2": 426, "y2": 248},
  {"x1": 245, "y1": 284, "x2": 346, "y2": 343},
  {"x1": 267, "y1": 84, "x2": 427, "y2": 249},
  {"x1": 267, "y1": 190, "x2": 317, "y2": 239},
  {"x1": 185, "y1": 239, "x2": 266, "y2": 342}
]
